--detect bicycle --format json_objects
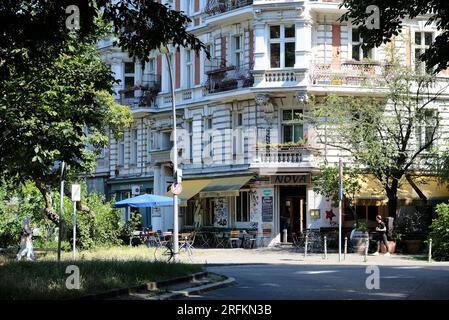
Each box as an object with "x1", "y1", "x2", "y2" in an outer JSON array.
[{"x1": 153, "y1": 232, "x2": 194, "y2": 263}]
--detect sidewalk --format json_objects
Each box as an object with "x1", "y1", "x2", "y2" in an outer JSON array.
[{"x1": 186, "y1": 247, "x2": 449, "y2": 266}]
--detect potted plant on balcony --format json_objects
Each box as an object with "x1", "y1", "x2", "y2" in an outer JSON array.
[{"x1": 219, "y1": 77, "x2": 238, "y2": 91}]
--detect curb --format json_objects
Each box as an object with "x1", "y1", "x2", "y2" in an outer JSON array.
[
  {"x1": 148, "y1": 275, "x2": 237, "y2": 300},
  {"x1": 75, "y1": 271, "x2": 209, "y2": 300}
]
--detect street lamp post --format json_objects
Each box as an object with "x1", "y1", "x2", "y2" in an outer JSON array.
[{"x1": 160, "y1": 45, "x2": 179, "y2": 262}]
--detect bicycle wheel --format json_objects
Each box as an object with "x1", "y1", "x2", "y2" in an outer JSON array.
[{"x1": 154, "y1": 244, "x2": 173, "y2": 262}]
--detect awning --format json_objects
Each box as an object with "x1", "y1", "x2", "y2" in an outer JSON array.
[
  {"x1": 164, "y1": 179, "x2": 211, "y2": 206},
  {"x1": 199, "y1": 175, "x2": 253, "y2": 198},
  {"x1": 355, "y1": 175, "x2": 449, "y2": 205}
]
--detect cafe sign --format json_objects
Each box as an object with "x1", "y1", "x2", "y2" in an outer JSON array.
[{"x1": 270, "y1": 174, "x2": 311, "y2": 185}]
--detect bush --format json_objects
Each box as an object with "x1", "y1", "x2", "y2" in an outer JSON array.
[{"x1": 429, "y1": 203, "x2": 449, "y2": 261}]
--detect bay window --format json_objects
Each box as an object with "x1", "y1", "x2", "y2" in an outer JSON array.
[{"x1": 269, "y1": 24, "x2": 295, "y2": 68}]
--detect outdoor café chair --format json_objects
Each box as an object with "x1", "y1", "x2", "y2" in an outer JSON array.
[{"x1": 228, "y1": 230, "x2": 241, "y2": 248}]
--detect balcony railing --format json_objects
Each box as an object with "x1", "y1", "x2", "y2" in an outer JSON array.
[
  {"x1": 204, "y1": 0, "x2": 253, "y2": 16},
  {"x1": 204, "y1": 59, "x2": 254, "y2": 93},
  {"x1": 119, "y1": 73, "x2": 161, "y2": 107},
  {"x1": 148, "y1": 148, "x2": 172, "y2": 164},
  {"x1": 251, "y1": 145, "x2": 320, "y2": 168},
  {"x1": 310, "y1": 61, "x2": 384, "y2": 86}
]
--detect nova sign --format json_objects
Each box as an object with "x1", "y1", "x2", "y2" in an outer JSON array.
[{"x1": 271, "y1": 174, "x2": 311, "y2": 185}]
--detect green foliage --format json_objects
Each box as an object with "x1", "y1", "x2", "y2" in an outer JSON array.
[
  {"x1": 313, "y1": 165, "x2": 362, "y2": 208},
  {"x1": 122, "y1": 212, "x2": 142, "y2": 246},
  {"x1": 355, "y1": 220, "x2": 368, "y2": 232},
  {"x1": 429, "y1": 203, "x2": 449, "y2": 261}
]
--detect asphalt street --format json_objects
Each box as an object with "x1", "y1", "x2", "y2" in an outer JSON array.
[{"x1": 186, "y1": 264, "x2": 449, "y2": 300}]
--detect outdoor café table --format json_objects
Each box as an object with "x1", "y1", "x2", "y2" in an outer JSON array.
[{"x1": 196, "y1": 231, "x2": 211, "y2": 248}]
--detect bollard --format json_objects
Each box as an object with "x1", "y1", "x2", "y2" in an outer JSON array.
[
  {"x1": 364, "y1": 238, "x2": 369, "y2": 262},
  {"x1": 283, "y1": 229, "x2": 288, "y2": 243},
  {"x1": 428, "y1": 238, "x2": 432, "y2": 263},
  {"x1": 324, "y1": 235, "x2": 327, "y2": 260},
  {"x1": 304, "y1": 234, "x2": 308, "y2": 258},
  {"x1": 344, "y1": 236, "x2": 347, "y2": 260}
]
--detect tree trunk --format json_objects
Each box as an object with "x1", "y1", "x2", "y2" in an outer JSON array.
[
  {"x1": 386, "y1": 180, "x2": 399, "y2": 218},
  {"x1": 405, "y1": 174, "x2": 428, "y2": 204},
  {"x1": 35, "y1": 180, "x2": 59, "y2": 224}
]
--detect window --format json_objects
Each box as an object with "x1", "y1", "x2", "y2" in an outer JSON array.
[
  {"x1": 183, "y1": 0, "x2": 193, "y2": 16},
  {"x1": 118, "y1": 135, "x2": 125, "y2": 166},
  {"x1": 233, "y1": 35, "x2": 243, "y2": 69},
  {"x1": 161, "y1": 131, "x2": 172, "y2": 150},
  {"x1": 282, "y1": 109, "x2": 303, "y2": 143},
  {"x1": 148, "y1": 129, "x2": 160, "y2": 151},
  {"x1": 414, "y1": 31, "x2": 434, "y2": 73},
  {"x1": 183, "y1": 200, "x2": 195, "y2": 226},
  {"x1": 187, "y1": 120, "x2": 193, "y2": 162},
  {"x1": 232, "y1": 111, "x2": 244, "y2": 160},
  {"x1": 204, "y1": 199, "x2": 215, "y2": 226},
  {"x1": 203, "y1": 116, "x2": 213, "y2": 159},
  {"x1": 124, "y1": 62, "x2": 135, "y2": 98},
  {"x1": 185, "y1": 50, "x2": 193, "y2": 88},
  {"x1": 351, "y1": 28, "x2": 372, "y2": 61},
  {"x1": 269, "y1": 25, "x2": 295, "y2": 68},
  {"x1": 416, "y1": 109, "x2": 437, "y2": 149},
  {"x1": 131, "y1": 129, "x2": 138, "y2": 164},
  {"x1": 236, "y1": 192, "x2": 249, "y2": 222}
]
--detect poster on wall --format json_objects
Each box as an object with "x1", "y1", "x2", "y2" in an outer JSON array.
[
  {"x1": 214, "y1": 198, "x2": 228, "y2": 227},
  {"x1": 262, "y1": 189, "x2": 273, "y2": 222}
]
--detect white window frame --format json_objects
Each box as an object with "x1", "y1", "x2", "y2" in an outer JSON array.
[
  {"x1": 269, "y1": 24, "x2": 296, "y2": 69},
  {"x1": 232, "y1": 111, "x2": 244, "y2": 160},
  {"x1": 124, "y1": 62, "x2": 135, "y2": 98},
  {"x1": 233, "y1": 35, "x2": 243, "y2": 69},
  {"x1": 350, "y1": 27, "x2": 374, "y2": 61},
  {"x1": 281, "y1": 109, "x2": 304, "y2": 144},
  {"x1": 203, "y1": 116, "x2": 213, "y2": 159},
  {"x1": 187, "y1": 119, "x2": 193, "y2": 162},
  {"x1": 185, "y1": 49, "x2": 193, "y2": 89},
  {"x1": 118, "y1": 136, "x2": 125, "y2": 166},
  {"x1": 416, "y1": 109, "x2": 437, "y2": 149},
  {"x1": 131, "y1": 129, "x2": 138, "y2": 164},
  {"x1": 413, "y1": 30, "x2": 434, "y2": 74}
]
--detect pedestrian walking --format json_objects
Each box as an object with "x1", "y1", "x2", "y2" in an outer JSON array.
[{"x1": 372, "y1": 215, "x2": 390, "y2": 256}]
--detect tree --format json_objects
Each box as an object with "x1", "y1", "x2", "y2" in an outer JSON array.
[
  {"x1": 0, "y1": 0, "x2": 207, "y2": 224},
  {"x1": 339, "y1": 0, "x2": 449, "y2": 73},
  {"x1": 309, "y1": 61, "x2": 449, "y2": 218}
]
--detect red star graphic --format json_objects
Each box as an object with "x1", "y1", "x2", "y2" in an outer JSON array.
[{"x1": 326, "y1": 209, "x2": 335, "y2": 221}]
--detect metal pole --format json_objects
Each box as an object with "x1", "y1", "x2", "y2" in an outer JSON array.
[
  {"x1": 364, "y1": 237, "x2": 369, "y2": 262},
  {"x1": 304, "y1": 234, "x2": 308, "y2": 258},
  {"x1": 57, "y1": 161, "x2": 65, "y2": 262},
  {"x1": 428, "y1": 238, "x2": 432, "y2": 263},
  {"x1": 165, "y1": 51, "x2": 179, "y2": 263},
  {"x1": 73, "y1": 202, "x2": 76, "y2": 260},
  {"x1": 338, "y1": 158, "x2": 343, "y2": 262},
  {"x1": 344, "y1": 236, "x2": 348, "y2": 260},
  {"x1": 324, "y1": 235, "x2": 327, "y2": 260}
]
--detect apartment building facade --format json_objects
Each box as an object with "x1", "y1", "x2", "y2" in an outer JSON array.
[{"x1": 91, "y1": 0, "x2": 449, "y2": 245}]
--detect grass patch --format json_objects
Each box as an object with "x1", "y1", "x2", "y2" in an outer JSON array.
[{"x1": 0, "y1": 245, "x2": 203, "y2": 300}]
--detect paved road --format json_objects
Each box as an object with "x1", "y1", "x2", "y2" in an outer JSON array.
[{"x1": 186, "y1": 264, "x2": 449, "y2": 300}]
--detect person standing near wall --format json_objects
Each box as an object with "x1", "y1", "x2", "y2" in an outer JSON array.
[
  {"x1": 17, "y1": 217, "x2": 35, "y2": 261},
  {"x1": 372, "y1": 215, "x2": 390, "y2": 256}
]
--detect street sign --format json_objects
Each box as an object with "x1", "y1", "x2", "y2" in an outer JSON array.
[
  {"x1": 71, "y1": 184, "x2": 81, "y2": 202},
  {"x1": 171, "y1": 182, "x2": 182, "y2": 195}
]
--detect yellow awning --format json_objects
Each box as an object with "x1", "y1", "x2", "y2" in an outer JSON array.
[
  {"x1": 355, "y1": 174, "x2": 449, "y2": 205},
  {"x1": 198, "y1": 175, "x2": 253, "y2": 198},
  {"x1": 164, "y1": 179, "x2": 211, "y2": 206}
]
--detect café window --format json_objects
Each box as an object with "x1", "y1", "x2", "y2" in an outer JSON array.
[
  {"x1": 235, "y1": 191, "x2": 249, "y2": 222},
  {"x1": 281, "y1": 109, "x2": 303, "y2": 143},
  {"x1": 183, "y1": 200, "x2": 195, "y2": 226},
  {"x1": 204, "y1": 199, "x2": 215, "y2": 226},
  {"x1": 269, "y1": 24, "x2": 295, "y2": 68}
]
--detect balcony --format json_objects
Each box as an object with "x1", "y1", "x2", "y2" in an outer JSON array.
[
  {"x1": 204, "y1": 58, "x2": 254, "y2": 94},
  {"x1": 250, "y1": 144, "x2": 320, "y2": 170},
  {"x1": 118, "y1": 73, "x2": 161, "y2": 108},
  {"x1": 148, "y1": 148, "x2": 172, "y2": 165},
  {"x1": 310, "y1": 61, "x2": 384, "y2": 87},
  {"x1": 204, "y1": 0, "x2": 253, "y2": 16}
]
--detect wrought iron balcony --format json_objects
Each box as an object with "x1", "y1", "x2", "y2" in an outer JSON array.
[
  {"x1": 204, "y1": 0, "x2": 253, "y2": 16},
  {"x1": 119, "y1": 73, "x2": 161, "y2": 107},
  {"x1": 204, "y1": 59, "x2": 254, "y2": 94}
]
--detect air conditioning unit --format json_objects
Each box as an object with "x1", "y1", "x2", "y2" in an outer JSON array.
[{"x1": 131, "y1": 185, "x2": 141, "y2": 196}]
